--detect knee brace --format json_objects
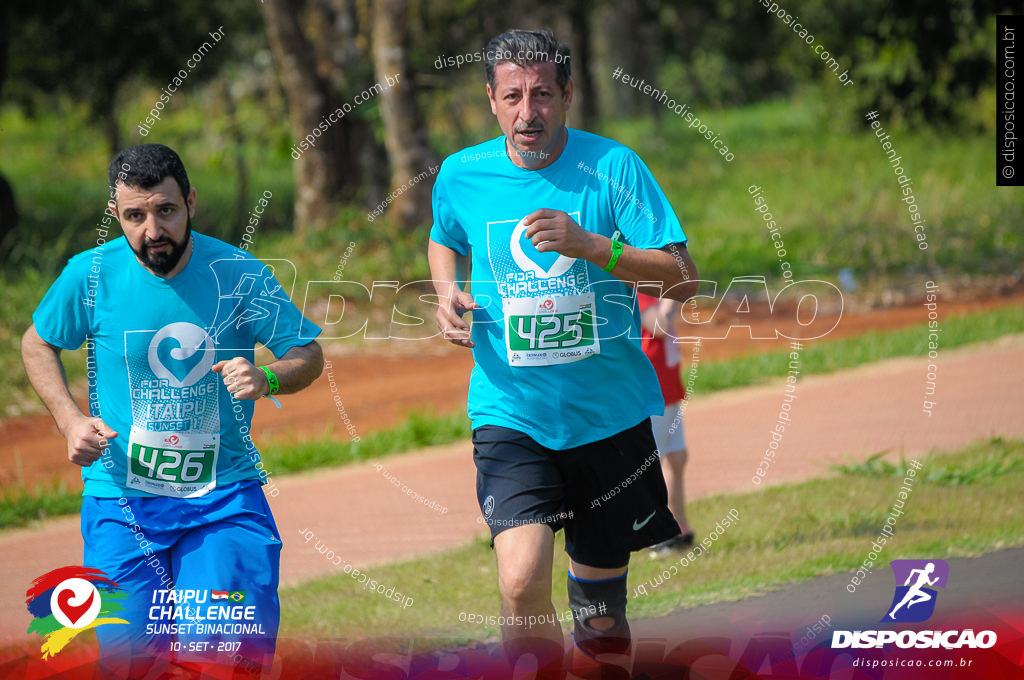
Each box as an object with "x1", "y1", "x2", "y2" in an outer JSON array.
[{"x1": 567, "y1": 571, "x2": 630, "y2": 658}]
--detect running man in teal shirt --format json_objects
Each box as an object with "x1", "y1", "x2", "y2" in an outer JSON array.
[
  {"x1": 23, "y1": 144, "x2": 323, "y2": 677},
  {"x1": 428, "y1": 29, "x2": 698, "y2": 671}
]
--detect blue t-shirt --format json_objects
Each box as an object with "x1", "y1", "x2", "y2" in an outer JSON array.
[
  {"x1": 32, "y1": 232, "x2": 321, "y2": 498},
  {"x1": 429, "y1": 128, "x2": 688, "y2": 449}
]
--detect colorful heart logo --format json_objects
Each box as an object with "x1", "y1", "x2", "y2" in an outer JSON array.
[
  {"x1": 49, "y1": 578, "x2": 101, "y2": 629},
  {"x1": 57, "y1": 589, "x2": 94, "y2": 625}
]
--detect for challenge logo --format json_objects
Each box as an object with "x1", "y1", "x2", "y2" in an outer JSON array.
[
  {"x1": 148, "y1": 322, "x2": 216, "y2": 388},
  {"x1": 509, "y1": 217, "x2": 575, "y2": 280},
  {"x1": 883, "y1": 559, "x2": 947, "y2": 623}
]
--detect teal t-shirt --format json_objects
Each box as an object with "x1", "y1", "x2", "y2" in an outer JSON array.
[
  {"x1": 32, "y1": 232, "x2": 321, "y2": 497},
  {"x1": 429, "y1": 128, "x2": 688, "y2": 449}
]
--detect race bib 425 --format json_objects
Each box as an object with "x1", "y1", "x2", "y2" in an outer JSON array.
[{"x1": 504, "y1": 294, "x2": 600, "y2": 367}]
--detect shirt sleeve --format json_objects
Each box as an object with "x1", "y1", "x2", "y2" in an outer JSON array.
[
  {"x1": 32, "y1": 256, "x2": 92, "y2": 350},
  {"x1": 428, "y1": 168, "x2": 470, "y2": 255},
  {"x1": 243, "y1": 259, "x2": 322, "y2": 357},
  {"x1": 611, "y1": 150, "x2": 687, "y2": 250}
]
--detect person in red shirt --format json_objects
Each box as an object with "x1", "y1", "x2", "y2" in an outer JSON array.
[{"x1": 638, "y1": 291, "x2": 694, "y2": 556}]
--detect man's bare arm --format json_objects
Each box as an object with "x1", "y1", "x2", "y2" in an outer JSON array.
[
  {"x1": 21, "y1": 324, "x2": 116, "y2": 466},
  {"x1": 428, "y1": 238, "x2": 477, "y2": 348},
  {"x1": 265, "y1": 341, "x2": 324, "y2": 394},
  {"x1": 589, "y1": 237, "x2": 698, "y2": 303},
  {"x1": 213, "y1": 341, "x2": 325, "y2": 401},
  {"x1": 521, "y1": 209, "x2": 698, "y2": 302}
]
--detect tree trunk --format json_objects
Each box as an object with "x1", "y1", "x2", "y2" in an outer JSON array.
[
  {"x1": 566, "y1": 0, "x2": 598, "y2": 130},
  {"x1": 220, "y1": 81, "x2": 248, "y2": 240},
  {"x1": 0, "y1": 173, "x2": 18, "y2": 253},
  {"x1": 372, "y1": 0, "x2": 437, "y2": 229},
  {"x1": 607, "y1": 0, "x2": 658, "y2": 119},
  {"x1": 260, "y1": 0, "x2": 359, "y2": 233},
  {"x1": 318, "y1": 0, "x2": 360, "y2": 93},
  {"x1": 0, "y1": 5, "x2": 18, "y2": 253},
  {"x1": 324, "y1": 0, "x2": 389, "y2": 211},
  {"x1": 0, "y1": 1, "x2": 9, "y2": 102},
  {"x1": 103, "y1": 110, "x2": 121, "y2": 157}
]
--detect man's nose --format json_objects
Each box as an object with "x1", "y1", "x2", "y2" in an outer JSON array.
[
  {"x1": 142, "y1": 213, "x2": 163, "y2": 240},
  {"x1": 519, "y1": 96, "x2": 537, "y2": 124}
]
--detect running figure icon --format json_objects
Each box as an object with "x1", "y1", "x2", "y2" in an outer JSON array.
[{"x1": 888, "y1": 562, "x2": 940, "y2": 619}]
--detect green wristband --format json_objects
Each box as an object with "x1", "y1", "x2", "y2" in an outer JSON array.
[
  {"x1": 603, "y1": 239, "x2": 624, "y2": 273},
  {"x1": 259, "y1": 366, "x2": 280, "y2": 395}
]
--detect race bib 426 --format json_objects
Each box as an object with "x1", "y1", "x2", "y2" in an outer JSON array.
[{"x1": 126, "y1": 428, "x2": 219, "y2": 498}]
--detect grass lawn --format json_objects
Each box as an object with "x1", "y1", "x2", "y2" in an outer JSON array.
[{"x1": 278, "y1": 437, "x2": 1024, "y2": 647}]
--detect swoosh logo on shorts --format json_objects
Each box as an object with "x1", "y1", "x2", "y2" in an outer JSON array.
[{"x1": 633, "y1": 510, "x2": 657, "y2": 531}]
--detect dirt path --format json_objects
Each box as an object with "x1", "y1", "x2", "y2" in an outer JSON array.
[
  {"x1": 2, "y1": 337, "x2": 1022, "y2": 642},
  {"x1": 3, "y1": 293, "x2": 1021, "y2": 490}
]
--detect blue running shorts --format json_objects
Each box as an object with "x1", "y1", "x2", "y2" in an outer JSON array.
[{"x1": 81, "y1": 480, "x2": 281, "y2": 675}]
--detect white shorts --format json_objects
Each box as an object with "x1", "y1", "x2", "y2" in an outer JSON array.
[{"x1": 650, "y1": 402, "x2": 687, "y2": 457}]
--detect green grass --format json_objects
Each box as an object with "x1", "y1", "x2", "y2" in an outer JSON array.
[
  {"x1": 0, "y1": 478, "x2": 83, "y2": 529},
  {"x1": 694, "y1": 303, "x2": 1024, "y2": 393},
  {"x1": 279, "y1": 437, "x2": 1024, "y2": 644},
  {"x1": 831, "y1": 448, "x2": 1024, "y2": 485},
  {"x1": 602, "y1": 95, "x2": 1023, "y2": 282},
  {"x1": 260, "y1": 410, "x2": 471, "y2": 476}
]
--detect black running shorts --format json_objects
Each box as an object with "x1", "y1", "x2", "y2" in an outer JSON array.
[{"x1": 472, "y1": 419, "x2": 680, "y2": 568}]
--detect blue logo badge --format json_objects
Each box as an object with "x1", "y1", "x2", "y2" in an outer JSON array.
[{"x1": 882, "y1": 559, "x2": 949, "y2": 622}]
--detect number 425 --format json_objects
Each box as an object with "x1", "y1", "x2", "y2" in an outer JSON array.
[{"x1": 516, "y1": 312, "x2": 583, "y2": 349}]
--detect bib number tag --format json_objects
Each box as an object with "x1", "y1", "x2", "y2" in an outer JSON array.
[
  {"x1": 126, "y1": 427, "x2": 219, "y2": 498},
  {"x1": 504, "y1": 294, "x2": 601, "y2": 367}
]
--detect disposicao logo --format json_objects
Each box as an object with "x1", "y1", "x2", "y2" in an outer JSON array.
[
  {"x1": 25, "y1": 566, "x2": 129, "y2": 659},
  {"x1": 883, "y1": 559, "x2": 947, "y2": 623},
  {"x1": 832, "y1": 559, "x2": 997, "y2": 650}
]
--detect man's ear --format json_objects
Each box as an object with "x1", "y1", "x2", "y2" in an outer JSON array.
[
  {"x1": 186, "y1": 187, "x2": 197, "y2": 218},
  {"x1": 486, "y1": 83, "x2": 498, "y2": 116},
  {"x1": 107, "y1": 200, "x2": 118, "y2": 220}
]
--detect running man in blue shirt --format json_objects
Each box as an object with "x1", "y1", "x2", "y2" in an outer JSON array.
[
  {"x1": 428, "y1": 29, "x2": 698, "y2": 670},
  {"x1": 21, "y1": 144, "x2": 323, "y2": 677}
]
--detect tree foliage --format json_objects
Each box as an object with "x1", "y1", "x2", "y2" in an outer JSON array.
[{"x1": 5, "y1": 0, "x2": 235, "y2": 150}]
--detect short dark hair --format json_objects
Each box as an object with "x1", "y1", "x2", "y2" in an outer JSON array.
[
  {"x1": 108, "y1": 144, "x2": 191, "y2": 202},
  {"x1": 485, "y1": 29, "x2": 572, "y2": 94}
]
